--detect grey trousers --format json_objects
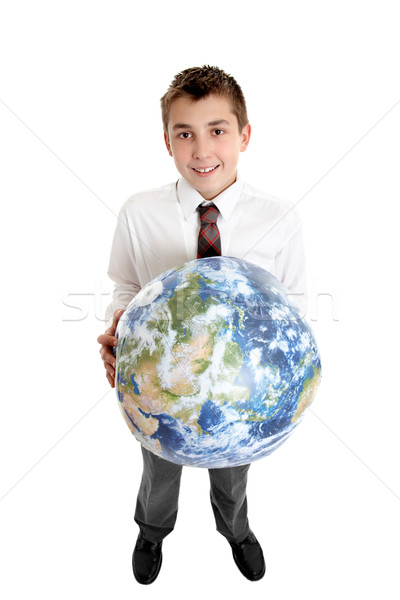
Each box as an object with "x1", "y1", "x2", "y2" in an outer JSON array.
[{"x1": 134, "y1": 446, "x2": 251, "y2": 544}]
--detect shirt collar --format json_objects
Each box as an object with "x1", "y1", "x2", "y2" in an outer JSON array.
[{"x1": 177, "y1": 173, "x2": 244, "y2": 221}]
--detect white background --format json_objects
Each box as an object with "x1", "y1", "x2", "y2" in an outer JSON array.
[{"x1": 1, "y1": 1, "x2": 399, "y2": 598}]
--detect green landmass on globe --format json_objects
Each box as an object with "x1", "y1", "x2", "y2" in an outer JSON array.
[{"x1": 116, "y1": 256, "x2": 321, "y2": 468}]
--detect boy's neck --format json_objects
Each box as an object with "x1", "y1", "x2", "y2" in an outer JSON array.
[{"x1": 190, "y1": 171, "x2": 238, "y2": 201}]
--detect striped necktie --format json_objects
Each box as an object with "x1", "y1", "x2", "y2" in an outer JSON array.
[{"x1": 197, "y1": 203, "x2": 221, "y2": 258}]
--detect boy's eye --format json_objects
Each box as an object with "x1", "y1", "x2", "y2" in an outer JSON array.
[
  {"x1": 178, "y1": 132, "x2": 192, "y2": 139},
  {"x1": 213, "y1": 129, "x2": 224, "y2": 136}
]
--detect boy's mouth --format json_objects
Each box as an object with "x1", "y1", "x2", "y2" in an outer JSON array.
[{"x1": 191, "y1": 165, "x2": 220, "y2": 175}]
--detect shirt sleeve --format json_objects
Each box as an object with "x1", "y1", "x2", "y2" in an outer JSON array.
[
  {"x1": 274, "y1": 221, "x2": 308, "y2": 318},
  {"x1": 104, "y1": 205, "x2": 141, "y2": 328}
]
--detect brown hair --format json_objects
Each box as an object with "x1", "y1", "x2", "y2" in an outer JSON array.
[{"x1": 161, "y1": 65, "x2": 249, "y2": 137}]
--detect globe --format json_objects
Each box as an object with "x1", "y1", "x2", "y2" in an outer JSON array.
[{"x1": 115, "y1": 256, "x2": 321, "y2": 468}]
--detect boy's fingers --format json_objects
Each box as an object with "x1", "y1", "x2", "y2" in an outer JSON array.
[
  {"x1": 106, "y1": 372, "x2": 115, "y2": 388},
  {"x1": 97, "y1": 333, "x2": 119, "y2": 347},
  {"x1": 101, "y1": 349, "x2": 116, "y2": 366},
  {"x1": 105, "y1": 363, "x2": 116, "y2": 388},
  {"x1": 104, "y1": 361, "x2": 115, "y2": 377},
  {"x1": 98, "y1": 309, "x2": 123, "y2": 391},
  {"x1": 113, "y1": 308, "x2": 125, "y2": 326}
]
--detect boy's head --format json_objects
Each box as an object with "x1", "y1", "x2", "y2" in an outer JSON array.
[{"x1": 161, "y1": 65, "x2": 251, "y2": 200}]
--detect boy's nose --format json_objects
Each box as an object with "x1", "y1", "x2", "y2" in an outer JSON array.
[{"x1": 192, "y1": 137, "x2": 212, "y2": 160}]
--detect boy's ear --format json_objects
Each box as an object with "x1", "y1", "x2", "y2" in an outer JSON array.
[
  {"x1": 240, "y1": 123, "x2": 251, "y2": 152},
  {"x1": 164, "y1": 132, "x2": 173, "y2": 157}
]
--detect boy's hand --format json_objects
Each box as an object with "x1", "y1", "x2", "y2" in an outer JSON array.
[{"x1": 97, "y1": 308, "x2": 125, "y2": 388}]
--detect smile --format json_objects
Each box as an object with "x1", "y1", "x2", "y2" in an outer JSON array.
[{"x1": 192, "y1": 165, "x2": 220, "y2": 174}]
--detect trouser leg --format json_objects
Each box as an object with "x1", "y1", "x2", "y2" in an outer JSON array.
[
  {"x1": 134, "y1": 446, "x2": 183, "y2": 542},
  {"x1": 208, "y1": 463, "x2": 251, "y2": 544}
]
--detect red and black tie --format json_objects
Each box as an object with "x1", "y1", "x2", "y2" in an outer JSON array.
[{"x1": 197, "y1": 203, "x2": 221, "y2": 258}]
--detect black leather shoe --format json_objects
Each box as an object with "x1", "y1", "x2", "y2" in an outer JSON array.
[
  {"x1": 229, "y1": 531, "x2": 266, "y2": 581},
  {"x1": 132, "y1": 533, "x2": 163, "y2": 585}
]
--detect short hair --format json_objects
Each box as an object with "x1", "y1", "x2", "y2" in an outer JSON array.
[{"x1": 161, "y1": 65, "x2": 249, "y2": 137}]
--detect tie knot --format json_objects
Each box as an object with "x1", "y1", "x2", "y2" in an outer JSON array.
[{"x1": 198, "y1": 203, "x2": 219, "y2": 224}]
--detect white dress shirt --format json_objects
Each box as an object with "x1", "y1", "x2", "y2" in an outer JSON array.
[{"x1": 105, "y1": 175, "x2": 307, "y2": 326}]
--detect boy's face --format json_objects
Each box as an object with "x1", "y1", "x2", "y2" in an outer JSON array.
[{"x1": 164, "y1": 94, "x2": 251, "y2": 200}]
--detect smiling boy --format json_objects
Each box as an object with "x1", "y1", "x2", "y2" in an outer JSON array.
[{"x1": 98, "y1": 66, "x2": 307, "y2": 584}]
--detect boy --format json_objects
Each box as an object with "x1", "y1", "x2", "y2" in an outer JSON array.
[{"x1": 97, "y1": 65, "x2": 307, "y2": 584}]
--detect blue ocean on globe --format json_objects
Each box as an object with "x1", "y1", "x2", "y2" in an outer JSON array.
[{"x1": 115, "y1": 256, "x2": 321, "y2": 468}]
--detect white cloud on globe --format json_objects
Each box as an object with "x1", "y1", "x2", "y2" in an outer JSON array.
[{"x1": 133, "y1": 281, "x2": 163, "y2": 307}]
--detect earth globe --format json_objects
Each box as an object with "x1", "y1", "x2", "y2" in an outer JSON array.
[{"x1": 115, "y1": 256, "x2": 321, "y2": 468}]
